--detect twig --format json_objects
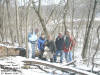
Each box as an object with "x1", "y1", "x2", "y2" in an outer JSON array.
[{"x1": 33, "y1": 64, "x2": 49, "y2": 73}]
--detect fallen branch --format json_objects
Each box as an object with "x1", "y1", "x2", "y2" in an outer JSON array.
[
  {"x1": 62, "y1": 60, "x2": 76, "y2": 66},
  {"x1": 75, "y1": 67, "x2": 100, "y2": 75},
  {"x1": 33, "y1": 64, "x2": 49, "y2": 73},
  {"x1": 23, "y1": 59, "x2": 96, "y2": 75},
  {"x1": 94, "y1": 63, "x2": 100, "y2": 66}
]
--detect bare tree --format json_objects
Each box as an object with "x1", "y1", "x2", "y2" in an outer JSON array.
[
  {"x1": 15, "y1": 0, "x2": 21, "y2": 46},
  {"x1": 81, "y1": 0, "x2": 97, "y2": 59},
  {"x1": 63, "y1": 0, "x2": 69, "y2": 34},
  {"x1": 91, "y1": 25, "x2": 100, "y2": 72},
  {"x1": 6, "y1": 0, "x2": 14, "y2": 44},
  {"x1": 25, "y1": 0, "x2": 32, "y2": 58},
  {"x1": 32, "y1": 0, "x2": 48, "y2": 37}
]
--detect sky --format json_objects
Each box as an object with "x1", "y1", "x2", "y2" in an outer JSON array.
[{"x1": 18, "y1": 0, "x2": 61, "y2": 6}]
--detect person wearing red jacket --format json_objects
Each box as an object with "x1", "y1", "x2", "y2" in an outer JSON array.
[{"x1": 64, "y1": 31, "x2": 75, "y2": 62}]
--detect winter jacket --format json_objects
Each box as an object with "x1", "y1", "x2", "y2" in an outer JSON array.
[
  {"x1": 38, "y1": 37, "x2": 46, "y2": 51},
  {"x1": 65, "y1": 36, "x2": 71, "y2": 48},
  {"x1": 28, "y1": 32, "x2": 37, "y2": 43},
  {"x1": 46, "y1": 40, "x2": 56, "y2": 53},
  {"x1": 64, "y1": 36, "x2": 75, "y2": 52},
  {"x1": 55, "y1": 37, "x2": 64, "y2": 50}
]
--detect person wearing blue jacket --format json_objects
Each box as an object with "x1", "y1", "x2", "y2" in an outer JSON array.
[
  {"x1": 28, "y1": 28, "x2": 39, "y2": 58},
  {"x1": 38, "y1": 33, "x2": 46, "y2": 60}
]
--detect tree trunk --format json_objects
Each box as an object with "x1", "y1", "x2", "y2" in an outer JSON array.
[
  {"x1": 32, "y1": 0, "x2": 48, "y2": 37},
  {"x1": 15, "y1": 0, "x2": 22, "y2": 46},
  {"x1": 91, "y1": 26, "x2": 100, "y2": 72},
  {"x1": 81, "y1": 0, "x2": 97, "y2": 59},
  {"x1": 25, "y1": 0, "x2": 32, "y2": 58},
  {"x1": 63, "y1": 0, "x2": 69, "y2": 34},
  {"x1": 6, "y1": 0, "x2": 14, "y2": 44}
]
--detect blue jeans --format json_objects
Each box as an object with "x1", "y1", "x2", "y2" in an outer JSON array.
[
  {"x1": 65, "y1": 51, "x2": 72, "y2": 62},
  {"x1": 28, "y1": 42, "x2": 36, "y2": 58},
  {"x1": 54, "y1": 50, "x2": 63, "y2": 63}
]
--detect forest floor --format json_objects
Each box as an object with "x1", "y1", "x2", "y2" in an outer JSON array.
[
  {"x1": 0, "y1": 56, "x2": 100, "y2": 75},
  {"x1": 0, "y1": 43, "x2": 100, "y2": 75}
]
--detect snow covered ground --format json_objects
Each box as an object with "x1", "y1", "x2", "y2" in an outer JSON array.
[
  {"x1": 0, "y1": 56, "x2": 99, "y2": 75},
  {"x1": 0, "y1": 56, "x2": 48, "y2": 75},
  {"x1": 0, "y1": 56, "x2": 69, "y2": 75},
  {"x1": 0, "y1": 42, "x2": 100, "y2": 75}
]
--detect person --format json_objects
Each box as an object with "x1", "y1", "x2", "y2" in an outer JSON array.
[
  {"x1": 38, "y1": 33, "x2": 46, "y2": 60},
  {"x1": 54, "y1": 33, "x2": 64, "y2": 63},
  {"x1": 64, "y1": 31, "x2": 75, "y2": 62},
  {"x1": 45, "y1": 35, "x2": 56, "y2": 62},
  {"x1": 28, "y1": 28, "x2": 39, "y2": 58}
]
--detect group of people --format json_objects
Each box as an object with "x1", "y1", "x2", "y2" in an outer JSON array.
[{"x1": 28, "y1": 28, "x2": 75, "y2": 63}]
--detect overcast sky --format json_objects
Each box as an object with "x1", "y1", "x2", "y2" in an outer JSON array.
[{"x1": 19, "y1": 0, "x2": 61, "y2": 6}]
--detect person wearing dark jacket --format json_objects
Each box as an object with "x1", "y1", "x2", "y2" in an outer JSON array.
[
  {"x1": 54, "y1": 33, "x2": 64, "y2": 63},
  {"x1": 38, "y1": 33, "x2": 46, "y2": 60},
  {"x1": 64, "y1": 31, "x2": 75, "y2": 62},
  {"x1": 46, "y1": 35, "x2": 56, "y2": 62}
]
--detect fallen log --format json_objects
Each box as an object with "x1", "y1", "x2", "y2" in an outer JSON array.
[
  {"x1": 62, "y1": 60, "x2": 76, "y2": 66},
  {"x1": 32, "y1": 64, "x2": 49, "y2": 73},
  {"x1": 23, "y1": 59, "x2": 96, "y2": 75},
  {"x1": 94, "y1": 63, "x2": 100, "y2": 66},
  {"x1": 75, "y1": 66, "x2": 100, "y2": 75}
]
